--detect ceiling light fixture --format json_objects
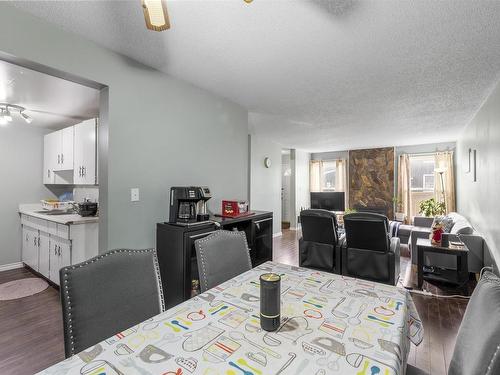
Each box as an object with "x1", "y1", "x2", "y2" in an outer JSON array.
[
  {"x1": 3, "y1": 107, "x2": 12, "y2": 122},
  {"x1": 0, "y1": 110, "x2": 7, "y2": 126},
  {"x1": 0, "y1": 103, "x2": 34, "y2": 125},
  {"x1": 21, "y1": 111, "x2": 33, "y2": 124},
  {"x1": 142, "y1": 0, "x2": 170, "y2": 31}
]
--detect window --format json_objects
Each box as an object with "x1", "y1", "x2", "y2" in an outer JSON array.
[
  {"x1": 310, "y1": 159, "x2": 347, "y2": 193},
  {"x1": 409, "y1": 154, "x2": 436, "y2": 218},
  {"x1": 410, "y1": 155, "x2": 435, "y2": 191},
  {"x1": 322, "y1": 161, "x2": 336, "y2": 191}
]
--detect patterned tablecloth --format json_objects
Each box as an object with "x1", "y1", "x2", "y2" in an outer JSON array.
[{"x1": 39, "y1": 262, "x2": 423, "y2": 375}]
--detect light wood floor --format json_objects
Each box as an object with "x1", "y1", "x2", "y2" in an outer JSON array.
[{"x1": 0, "y1": 230, "x2": 471, "y2": 375}]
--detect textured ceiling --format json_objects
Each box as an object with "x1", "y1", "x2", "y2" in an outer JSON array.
[
  {"x1": 10, "y1": 0, "x2": 500, "y2": 151},
  {"x1": 0, "y1": 59, "x2": 99, "y2": 129}
]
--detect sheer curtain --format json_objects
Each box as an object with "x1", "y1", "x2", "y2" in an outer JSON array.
[
  {"x1": 397, "y1": 154, "x2": 411, "y2": 223},
  {"x1": 435, "y1": 151, "x2": 456, "y2": 213},
  {"x1": 310, "y1": 159, "x2": 348, "y2": 193},
  {"x1": 310, "y1": 160, "x2": 322, "y2": 192}
]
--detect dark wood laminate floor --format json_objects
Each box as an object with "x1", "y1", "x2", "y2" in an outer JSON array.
[
  {"x1": 273, "y1": 229, "x2": 472, "y2": 375},
  {"x1": 0, "y1": 267, "x2": 65, "y2": 375},
  {"x1": 0, "y1": 230, "x2": 472, "y2": 375}
]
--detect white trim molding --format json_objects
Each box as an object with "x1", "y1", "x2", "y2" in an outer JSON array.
[
  {"x1": 0, "y1": 262, "x2": 23, "y2": 272},
  {"x1": 273, "y1": 232, "x2": 283, "y2": 238}
]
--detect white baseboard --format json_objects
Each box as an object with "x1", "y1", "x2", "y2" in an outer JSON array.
[
  {"x1": 273, "y1": 232, "x2": 283, "y2": 238},
  {"x1": 0, "y1": 262, "x2": 23, "y2": 272}
]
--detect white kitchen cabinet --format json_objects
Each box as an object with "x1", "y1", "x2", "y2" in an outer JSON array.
[
  {"x1": 73, "y1": 119, "x2": 97, "y2": 185},
  {"x1": 49, "y1": 237, "x2": 71, "y2": 285},
  {"x1": 38, "y1": 231, "x2": 50, "y2": 279},
  {"x1": 21, "y1": 226, "x2": 39, "y2": 271},
  {"x1": 20, "y1": 211, "x2": 98, "y2": 286},
  {"x1": 60, "y1": 126, "x2": 74, "y2": 170},
  {"x1": 43, "y1": 131, "x2": 58, "y2": 184},
  {"x1": 52, "y1": 126, "x2": 74, "y2": 172}
]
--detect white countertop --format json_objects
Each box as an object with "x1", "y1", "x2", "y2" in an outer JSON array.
[{"x1": 19, "y1": 204, "x2": 99, "y2": 225}]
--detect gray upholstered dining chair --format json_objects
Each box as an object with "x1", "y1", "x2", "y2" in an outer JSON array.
[
  {"x1": 407, "y1": 270, "x2": 500, "y2": 375},
  {"x1": 59, "y1": 249, "x2": 165, "y2": 357},
  {"x1": 194, "y1": 230, "x2": 252, "y2": 292}
]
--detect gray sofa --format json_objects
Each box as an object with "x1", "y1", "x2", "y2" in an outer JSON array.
[{"x1": 408, "y1": 212, "x2": 484, "y2": 273}]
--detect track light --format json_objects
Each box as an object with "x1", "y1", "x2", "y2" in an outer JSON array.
[
  {"x1": 0, "y1": 110, "x2": 7, "y2": 126},
  {"x1": 4, "y1": 107, "x2": 12, "y2": 122},
  {"x1": 21, "y1": 111, "x2": 33, "y2": 124},
  {"x1": 0, "y1": 103, "x2": 34, "y2": 124}
]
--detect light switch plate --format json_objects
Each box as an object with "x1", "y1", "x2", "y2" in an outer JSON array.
[{"x1": 131, "y1": 188, "x2": 140, "y2": 202}]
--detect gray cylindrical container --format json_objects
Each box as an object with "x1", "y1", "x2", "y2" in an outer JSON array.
[{"x1": 260, "y1": 273, "x2": 281, "y2": 331}]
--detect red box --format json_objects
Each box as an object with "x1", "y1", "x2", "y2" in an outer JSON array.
[{"x1": 222, "y1": 200, "x2": 250, "y2": 218}]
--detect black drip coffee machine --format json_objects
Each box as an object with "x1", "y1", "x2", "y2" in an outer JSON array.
[{"x1": 169, "y1": 186, "x2": 212, "y2": 224}]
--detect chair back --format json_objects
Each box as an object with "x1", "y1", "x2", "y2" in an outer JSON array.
[
  {"x1": 448, "y1": 270, "x2": 500, "y2": 375},
  {"x1": 60, "y1": 249, "x2": 164, "y2": 357},
  {"x1": 344, "y1": 212, "x2": 390, "y2": 252},
  {"x1": 195, "y1": 230, "x2": 252, "y2": 292},
  {"x1": 300, "y1": 209, "x2": 338, "y2": 245}
]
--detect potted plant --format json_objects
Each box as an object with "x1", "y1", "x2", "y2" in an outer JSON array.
[
  {"x1": 419, "y1": 198, "x2": 446, "y2": 217},
  {"x1": 393, "y1": 196, "x2": 405, "y2": 222}
]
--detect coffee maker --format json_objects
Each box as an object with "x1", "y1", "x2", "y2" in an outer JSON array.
[{"x1": 169, "y1": 186, "x2": 212, "y2": 224}]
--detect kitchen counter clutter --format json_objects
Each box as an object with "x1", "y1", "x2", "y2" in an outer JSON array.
[
  {"x1": 19, "y1": 203, "x2": 98, "y2": 286},
  {"x1": 19, "y1": 204, "x2": 98, "y2": 225}
]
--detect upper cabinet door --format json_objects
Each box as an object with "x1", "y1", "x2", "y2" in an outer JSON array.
[
  {"x1": 74, "y1": 119, "x2": 97, "y2": 185},
  {"x1": 43, "y1": 133, "x2": 56, "y2": 184},
  {"x1": 59, "y1": 126, "x2": 74, "y2": 171}
]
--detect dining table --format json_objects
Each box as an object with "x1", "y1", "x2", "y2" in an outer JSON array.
[{"x1": 38, "y1": 261, "x2": 423, "y2": 375}]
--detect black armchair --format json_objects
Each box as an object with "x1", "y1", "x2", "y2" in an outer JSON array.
[
  {"x1": 299, "y1": 209, "x2": 341, "y2": 274},
  {"x1": 342, "y1": 212, "x2": 400, "y2": 285}
]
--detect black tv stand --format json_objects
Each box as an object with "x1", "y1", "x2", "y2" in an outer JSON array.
[{"x1": 156, "y1": 211, "x2": 273, "y2": 308}]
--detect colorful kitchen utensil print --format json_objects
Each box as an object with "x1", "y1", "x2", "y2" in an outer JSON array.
[
  {"x1": 138, "y1": 344, "x2": 173, "y2": 364},
  {"x1": 183, "y1": 324, "x2": 224, "y2": 352},
  {"x1": 203, "y1": 335, "x2": 241, "y2": 363},
  {"x1": 80, "y1": 360, "x2": 124, "y2": 375},
  {"x1": 175, "y1": 357, "x2": 198, "y2": 373},
  {"x1": 219, "y1": 310, "x2": 248, "y2": 328},
  {"x1": 319, "y1": 318, "x2": 347, "y2": 339},
  {"x1": 78, "y1": 344, "x2": 103, "y2": 363}
]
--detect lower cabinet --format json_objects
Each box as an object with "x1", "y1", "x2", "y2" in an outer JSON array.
[
  {"x1": 49, "y1": 237, "x2": 71, "y2": 285},
  {"x1": 39, "y1": 231, "x2": 50, "y2": 279},
  {"x1": 22, "y1": 226, "x2": 39, "y2": 271},
  {"x1": 21, "y1": 215, "x2": 98, "y2": 286}
]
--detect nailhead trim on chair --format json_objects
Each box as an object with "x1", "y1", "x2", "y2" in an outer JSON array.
[
  {"x1": 196, "y1": 231, "x2": 252, "y2": 292},
  {"x1": 61, "y1": 248, "x2": 164, "y2": 356}
]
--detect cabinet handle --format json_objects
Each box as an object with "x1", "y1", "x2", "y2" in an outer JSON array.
[
  {"x1": 34, "y1": 236, "x2": 37, "y2": 246},
  {"x1": 47, "y1": 169, "x2": 50, "y2": 178},
  {"x1": 54, "y1": 244, "x2": 57, "y2": 255},
  {"x1": 58, "y1": 245, "x2": 62, "y2": 256},
  {"x1": 253, "y1": 218, "x2": 273, "y2": 224},
  {"x1": 58, "y1": 154, "x2": 60, "y2": 164},
  {"x1": 38, "y1": 237, "x2": 40, "y2": 247},
  {"x1": 61, "y1": 154, "x2": 64, "y2": 164},
  {"x1": 83, "y1": 166, "x2": 86, "y2": 177},
  {"x1": 79, "y1": 166, "x2": 83, "y2": 178}
]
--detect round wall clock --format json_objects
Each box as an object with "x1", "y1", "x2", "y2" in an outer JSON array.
[{"x1": 264, "y1": 157, "x2": 272, "y2": 168}]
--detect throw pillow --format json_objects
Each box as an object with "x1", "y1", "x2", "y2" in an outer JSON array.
[{"x1": 432, "y1": 215, "x2": 454, "y2": 233}]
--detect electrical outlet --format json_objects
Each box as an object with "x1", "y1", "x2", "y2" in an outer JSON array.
[{"x1": 131, "y1": 188, "x2": 140, "y2": 202}]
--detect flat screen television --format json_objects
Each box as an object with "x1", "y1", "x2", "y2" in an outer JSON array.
[{"x1": 310, "y1": 192, "x2": 345, "y2": 211}]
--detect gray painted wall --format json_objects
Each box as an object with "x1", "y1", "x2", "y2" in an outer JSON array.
[
  {"x1": 249, "y1": 134, "x2": 282, "y2": 234},
  {"x1": 0, "y1": 123, "x2": 55, "y2": 266},
  {"x1": 0, "y1": 5, "x2": 249, "y2": 251},
  {"x1": 457, "y1": 81, "x2": 500, "y2": 269}
]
